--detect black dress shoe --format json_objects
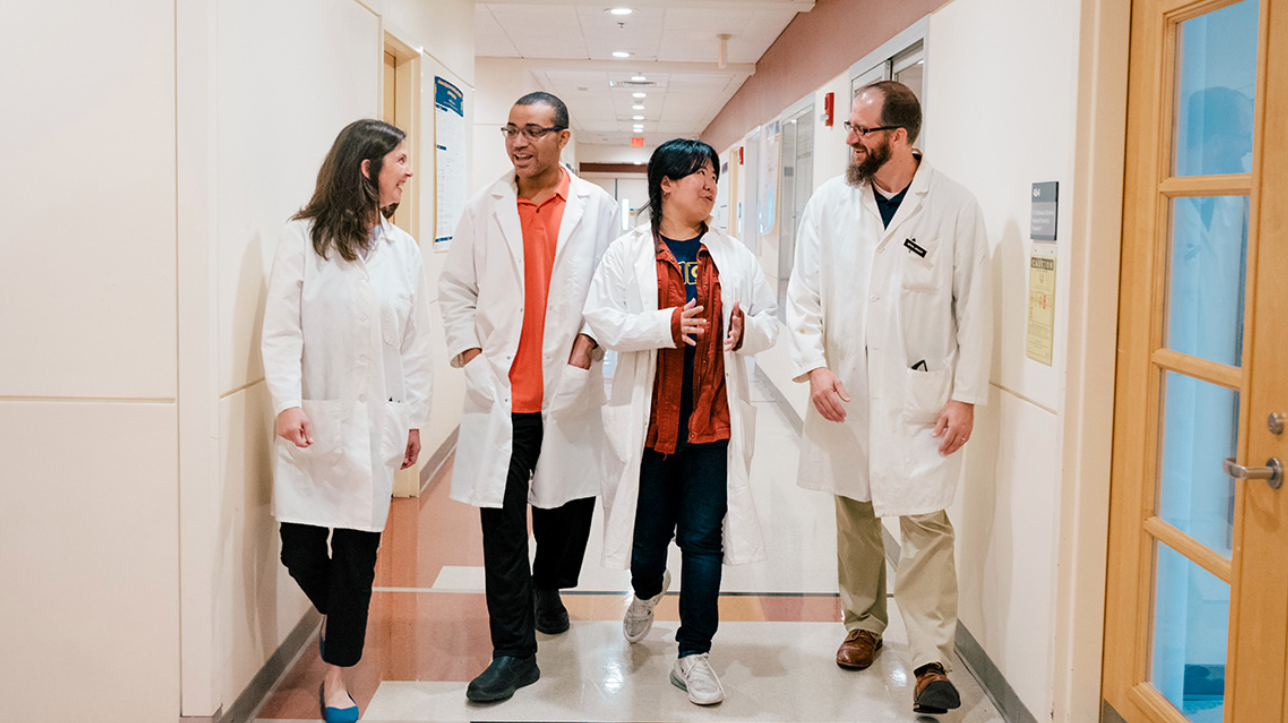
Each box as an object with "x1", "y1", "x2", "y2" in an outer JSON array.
[
  {"x1": 466, "y1": 655, "x2": 540, "y2": 702},
  {"x1": 534, "y1": 588, "x2": 570, "y2": 635}
]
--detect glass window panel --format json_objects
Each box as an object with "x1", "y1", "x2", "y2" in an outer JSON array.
[
  {"x1": 1166, "y1": 196, "x2": 1248, "y2": 367},
  {"x1": 1151, "y1": 541, "x2": 1229, "y2": 722},
  {"x1": 1173, "y1": 0, "x2": 1258, "y2": 177},
  {"x1": 1157, "y1": 372, "x2": 1238, "y2": 557}
]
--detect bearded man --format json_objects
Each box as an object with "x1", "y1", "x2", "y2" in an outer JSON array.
[{"x1": 785, "y1": 80, "x2": 993, "y2": 715}]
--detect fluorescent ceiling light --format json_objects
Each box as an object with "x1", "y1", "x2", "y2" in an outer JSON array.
[
  {"x1": 631, "y1": 75, "x2": 647, "y2": 82},
  {"x1": 612, "y1": 51, "x2": 631, "y2": 58},
  {"x1": 632, "y1": 115, "x2": 644, "y2": 120},
  {"x1": 632, "y1": 92, "x2": 646, "y2": 98},
  {"x1": 609, "y1": 7, "x2": 633, "y2": 15},
  {"x1": 632, "y1": 104, "x2": 645, "y2": 110}
]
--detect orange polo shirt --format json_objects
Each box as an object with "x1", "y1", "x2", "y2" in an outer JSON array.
[{"x1": 509, "y1": 168, "x2": 571, "y2": 413}]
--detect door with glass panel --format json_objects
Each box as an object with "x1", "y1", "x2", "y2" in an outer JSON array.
[{"x1": 1104, "y1": 0, "x2": 1288, "y2": 721}]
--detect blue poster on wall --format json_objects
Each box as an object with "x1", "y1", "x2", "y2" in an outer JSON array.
[{"x1": 434, "y1": 77, "x2": 466, "y2": 251}]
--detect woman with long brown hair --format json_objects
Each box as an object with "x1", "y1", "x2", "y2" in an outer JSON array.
[{"x1": 262, "y1": 119, "x2": 432, "y2": 723}]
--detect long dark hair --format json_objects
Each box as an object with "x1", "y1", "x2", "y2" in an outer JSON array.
[
  {"x1": 646, "y1": 138, "x2": 720, "y2": 239},
  {"x1": 293, "y1": 119, "x2": 406, "y2": 261}
]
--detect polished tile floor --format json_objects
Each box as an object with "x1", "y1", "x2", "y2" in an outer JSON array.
[{"x1": 252, "y1": 379, "x2": 1005, "y2": 723}]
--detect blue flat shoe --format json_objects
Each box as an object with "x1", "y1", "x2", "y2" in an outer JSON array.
[{"x1": 319, "y1": 683, "x2": 359, "y2": 723}]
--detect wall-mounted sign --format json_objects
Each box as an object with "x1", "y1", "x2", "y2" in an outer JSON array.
[
  {"x1": 433, "y1": 76, "x2": 466, "y2": 252},
  {"x1": 631, "y1": 137, "x2": 644, "y2": 148},
  {"x1": 1026, "y1": 252, "x2": 1056, "y2": 365},
  {"x1": 1031, "y1": 181, "x2": 1058, "y2": 241}
]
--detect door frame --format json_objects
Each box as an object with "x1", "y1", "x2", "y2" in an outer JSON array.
[{"x1": 1103, "y1": 0, "x2": 1281, "y2": 720}]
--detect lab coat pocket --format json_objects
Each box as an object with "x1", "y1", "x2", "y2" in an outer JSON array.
[
  {"x1": 903, "y1": 367, "x2": 950, "y2": 425},
  {"x1": 901, "y1": 237, "x2": 940, "y2": 291},
  {"x1": 549, "y1": 364, "x2": 591, "y2": 415},
  {"x1": 462, "y1": 353, "x2": 495, "y2": 410},
  {"x1": 379, "y1": 401, "x2": 412, "y2": 468},
  {"x1": 286, "y1": 400, "x2": 346, "y2": 466}
]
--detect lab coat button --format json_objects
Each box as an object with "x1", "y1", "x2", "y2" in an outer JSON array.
[{"x1": 358, "y1": 394, "x2": 367, "y2": 403}]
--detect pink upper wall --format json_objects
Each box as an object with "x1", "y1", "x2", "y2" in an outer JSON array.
[{"x1": 702, "y1": 0, "x2": 941, "y2": 152}]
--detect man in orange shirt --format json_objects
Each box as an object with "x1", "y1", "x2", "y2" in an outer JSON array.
[{"x1": 439, "y1": 92, "x2": 621, "y2": 703}]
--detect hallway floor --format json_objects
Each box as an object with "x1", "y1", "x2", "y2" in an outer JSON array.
[{"x1": 251, "y1": 377, "x2": 1005, "y2": 723}]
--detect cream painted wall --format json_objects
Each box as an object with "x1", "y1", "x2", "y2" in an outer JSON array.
[
  {"x1": 0, "y1": 1, "x2": 182, "y2": 721},
  {"x1": 709, "y1": 1, "x2": 1125, "y2": 720},
  {"x1": 472, "y1": 58, "x2": 542, "y2": 194},
  {"x1": 577, "y1": 143, "x2": 656, "y2": 165},
  {"x1": 188, "y1": 0, "x2": 478, "y2": 715},
  {"x1": 926, "y1": 0, "x2": 1119, "y2": 719},
  {"x1": 0, "y1": 0, "x2": 478, "y2": 720}
]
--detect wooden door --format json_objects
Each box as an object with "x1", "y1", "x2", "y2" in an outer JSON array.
[{"x1": 1104, "y1": 0, "x2": 1288, "y2": 721}]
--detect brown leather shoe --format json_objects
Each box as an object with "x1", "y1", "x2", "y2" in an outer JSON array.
[
  {"x1": 835, "y1": 629, "x2": 882, "y2": 669},
  {"x1": 913, "y1": 662, "x2": 961, "y2": 714}
]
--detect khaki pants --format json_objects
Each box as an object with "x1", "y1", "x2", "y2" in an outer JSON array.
[{"x1": 835, "y1": 495, "x2": 958, "y2": 672}]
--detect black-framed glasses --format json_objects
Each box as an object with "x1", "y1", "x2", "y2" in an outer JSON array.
[
  {"x1": 500, "y1": 125, "x2": 567, "y2": 140},
  {"x1": 842, "y1": 122, "x2": 899, "y2": 137}
]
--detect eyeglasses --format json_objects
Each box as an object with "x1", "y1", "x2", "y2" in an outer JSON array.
[
  {"x1": 842, "y1": 122, "x2": 899, "y2": 137},
  {"x1": 500, "y1": 125, "x2": 567, "y2": 140}
]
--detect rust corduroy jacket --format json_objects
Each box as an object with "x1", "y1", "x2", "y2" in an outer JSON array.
[{"x1": 645, "y1": 237, "x2": 731, "y2": 453}]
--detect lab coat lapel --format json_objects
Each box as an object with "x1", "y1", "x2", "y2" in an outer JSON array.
[
  {"x1": 880, "y1": 160, "x2": 930, "y2": 244},
  {"x1": 633, "y1": 228, "x2": 659, "y2": 312},
  {"x1": 552, "y1": 177, "x2": 587, "y2": 273},
  {"x1": 489, "y1": 176, "x2": 525, "y2": 272}
]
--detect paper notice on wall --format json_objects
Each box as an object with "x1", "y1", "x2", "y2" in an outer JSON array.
[
  {"x1": 1026, "y1": 252, "x2": 1056, "y2": 365},
  {"x1": 434, "y1": 77, "x2": 465, "y2": 252}
]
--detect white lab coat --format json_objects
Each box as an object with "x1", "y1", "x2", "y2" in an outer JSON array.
[
  {"x1": 786, "y1": 158, "x2": 992, "y2": 517},
  {"x1": 439, "y1": 170, "x2": 621, "y2": 509},
  {"x1": 583, "y1": 222, "x2": 779, "y2": 568},
  {"x1": 262, "y1": 217, "x2": 433, "y2": 532}
]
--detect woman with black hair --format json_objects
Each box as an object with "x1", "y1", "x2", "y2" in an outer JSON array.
[
  {"x1": 262, "y1": 119, "x2": 433, "y2": 723},
  {"x1": 583, "y1": 138, "x2": 778, "y2": 705}
]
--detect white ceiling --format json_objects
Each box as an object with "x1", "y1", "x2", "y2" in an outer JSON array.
[{"x1": 476, "y1": 0, "x2": 814, "y2": 147}]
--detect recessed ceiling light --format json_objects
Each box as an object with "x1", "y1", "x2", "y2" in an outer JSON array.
[
  {"x1": 631, "y1": 75, "x2": 647, "y2": 82},
  {"x1": 632, "y1": 92, "x2": 646, "y2": 99},
  {"x1": 612, "y1": 51, "x2": 631, "y2": 58},
  {"x1": 609, "y1": 7, "x2": 633, "y2": 15},
  {"x1": 632, "y1": 115, "x2": 645, "y2": 120},
  {"x1": 632, "y1": 104, "x2": 644, "y2": 110}
]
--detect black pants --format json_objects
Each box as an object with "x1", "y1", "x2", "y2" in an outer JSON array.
[
  {"x1": 480, "y1": 412, "x2": 596, "y2": 658},
  {"x1": 279, "y1": 523, "x2": 382, "y2": 667}
]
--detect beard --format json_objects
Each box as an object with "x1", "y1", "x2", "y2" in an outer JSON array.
[{"x1": 845, "y1": 137, "x2": 892, "y2": 187}]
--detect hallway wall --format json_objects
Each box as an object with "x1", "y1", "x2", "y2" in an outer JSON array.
[
  {"x1": 703, "y1": 0, "x2": 1128, "y2": 720},
  {"x1": 183, "y1": 0, "x2": 475, "y2": 716},
  {"x1": 0, "y1": 2, "x2": 182, "y2": 721},
  {"x1": 0, "y1": 1, "x2": 474, "y2": 721}
]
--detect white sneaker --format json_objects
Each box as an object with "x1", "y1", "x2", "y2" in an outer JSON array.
[
  {"x1": 623, "y1": 569, "x2": 671, "y2": 643},
  {"x1": 670, "y1": 652, "x2": 725, "y2": 705}
]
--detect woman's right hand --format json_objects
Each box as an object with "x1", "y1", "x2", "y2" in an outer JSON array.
[
  {"x1": 678, "y1": 298, "x2": 707, "y2": 347},
  {"x1": 276, "y1": 407, "x2": 314, "y2": 448}
]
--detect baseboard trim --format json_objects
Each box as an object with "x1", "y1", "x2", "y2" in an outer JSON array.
[
  {"x1": 1102, "y1": 699, "x2": 1127, "y2": 723},
  {"x1": 219, "y1": 608, "x2": 322, "y2": 723},
  {"x1": 418, "y1": 426, "x2": 459, "y2": 494}
]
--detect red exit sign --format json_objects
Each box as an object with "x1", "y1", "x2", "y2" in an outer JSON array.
[{"x1": 631, "y1": 136, "x2": 644, "y2": 148}]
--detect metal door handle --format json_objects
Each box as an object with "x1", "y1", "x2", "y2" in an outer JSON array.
[{"x1": 1223, "y1": 457, "x2": 1284, "y2": 490}]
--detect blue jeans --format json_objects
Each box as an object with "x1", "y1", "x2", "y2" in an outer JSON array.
[{"x1": 631, "y1": 444, "x2": 728, "y2": 656}]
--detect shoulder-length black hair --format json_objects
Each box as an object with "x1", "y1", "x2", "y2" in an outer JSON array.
[
  {"x1": 646, "y1": 138, "x2": 720, "y2": 239},
  {"x1": 293, "y1": 119, "x2": 406, "y2": 261}
]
